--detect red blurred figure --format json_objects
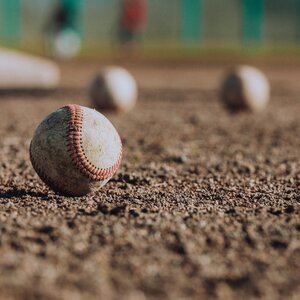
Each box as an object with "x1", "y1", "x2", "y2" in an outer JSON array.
[{"x1": 119, "y1": 0, "x2": 147, "y2": 58}]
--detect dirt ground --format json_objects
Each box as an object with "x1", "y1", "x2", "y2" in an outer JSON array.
[{"x1": 0, "y1": 62, "x2": 299, "y2": 300}]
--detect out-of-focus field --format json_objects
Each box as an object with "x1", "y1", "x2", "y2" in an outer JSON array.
[{"x1": 0, "y1": 62, "x2": 299, "y2": 300}]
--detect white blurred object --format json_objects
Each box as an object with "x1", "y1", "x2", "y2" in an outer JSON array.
[
  {"x1": 0, "y1": 47, "x2": 60, "y2": 90},
  {"x1": 221, "y1": 65, "x2": 270, "y2": 113},
  {"x1": 53, "y1": 28, "x2": 81, "y2": 60},
  {"x1": 89, "y1": 66, "x2": 138, "y2": 112}
]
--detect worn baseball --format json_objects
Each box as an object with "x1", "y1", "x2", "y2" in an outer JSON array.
[
  {"x1": 89, "y1": 66, "x2": 137, "y2": 112},
  {"x1": 30, "y1": 104, "x2": 122, "y2": 196},
  {"x1": 221, "y1": 65, "x2": 270, "y2": 113}
]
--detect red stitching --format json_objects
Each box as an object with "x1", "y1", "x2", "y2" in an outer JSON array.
[{"x1": 63, "y1": 104, "x2": 122, "y2": 181}]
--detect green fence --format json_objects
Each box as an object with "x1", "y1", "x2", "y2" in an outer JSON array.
[
  {"x1": 181, "y1": 0, "x2": 202, "y2": 42},
  {"x1": 1, "y1": 0, "x2": 300, "y2": 53},
  {"x1": 0, "y1": 0, "x2": 21, "y2": 45},
  {"x1": 242, "y1": 0, "x2": 263, "y2": 42}
]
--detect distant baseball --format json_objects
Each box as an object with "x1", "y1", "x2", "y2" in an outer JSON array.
[
  {"x1": 221, "y1": 65, "x2": 270, "y2": 113},
  {"x1": 53, "y1": 28, "x2": 81, "y2": 60},
  {"x1": 89, "y1": 66, "x2": 138, "y2": 112},
  {"x1": 30, "y1": 104, "x2": 122, "y2": 196}
]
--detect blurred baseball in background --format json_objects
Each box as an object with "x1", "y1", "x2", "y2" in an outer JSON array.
[
  {"x1": 221, "y1": 65, "x2": 270, "y2": 113},
  {"x1": 89, "y1": 66, "x2": 138, "y2": 113},
  {"x1": 52, "y1": 28, "x2": 82, "y2": 60}
]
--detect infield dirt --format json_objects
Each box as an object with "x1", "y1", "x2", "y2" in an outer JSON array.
[{"x1": 0, "y1": 62, "x2": 299, "y2": 300}]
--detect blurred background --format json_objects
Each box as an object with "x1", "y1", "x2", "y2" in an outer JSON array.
[{"x1": 1, "y1": 0, "x2": 300, "y2": 60}]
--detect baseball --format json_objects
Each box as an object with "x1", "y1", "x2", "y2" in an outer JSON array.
[
  {"x1": 221, "y1": 65, "x2": 270, "y2": 113},
  {"x1": 52, "y1": 28, "x2": 82, "y2": 60},
  {"x1": 89, "y1": 66, "x2": 137, "y2": 112},
  {"x1": 30, "y1": 104, "x2": 122, "y2": 196}
]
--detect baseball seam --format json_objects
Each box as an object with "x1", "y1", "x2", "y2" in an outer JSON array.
[{"x1": 65, "y1": 104, "x2": 122, "y2": 181}]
